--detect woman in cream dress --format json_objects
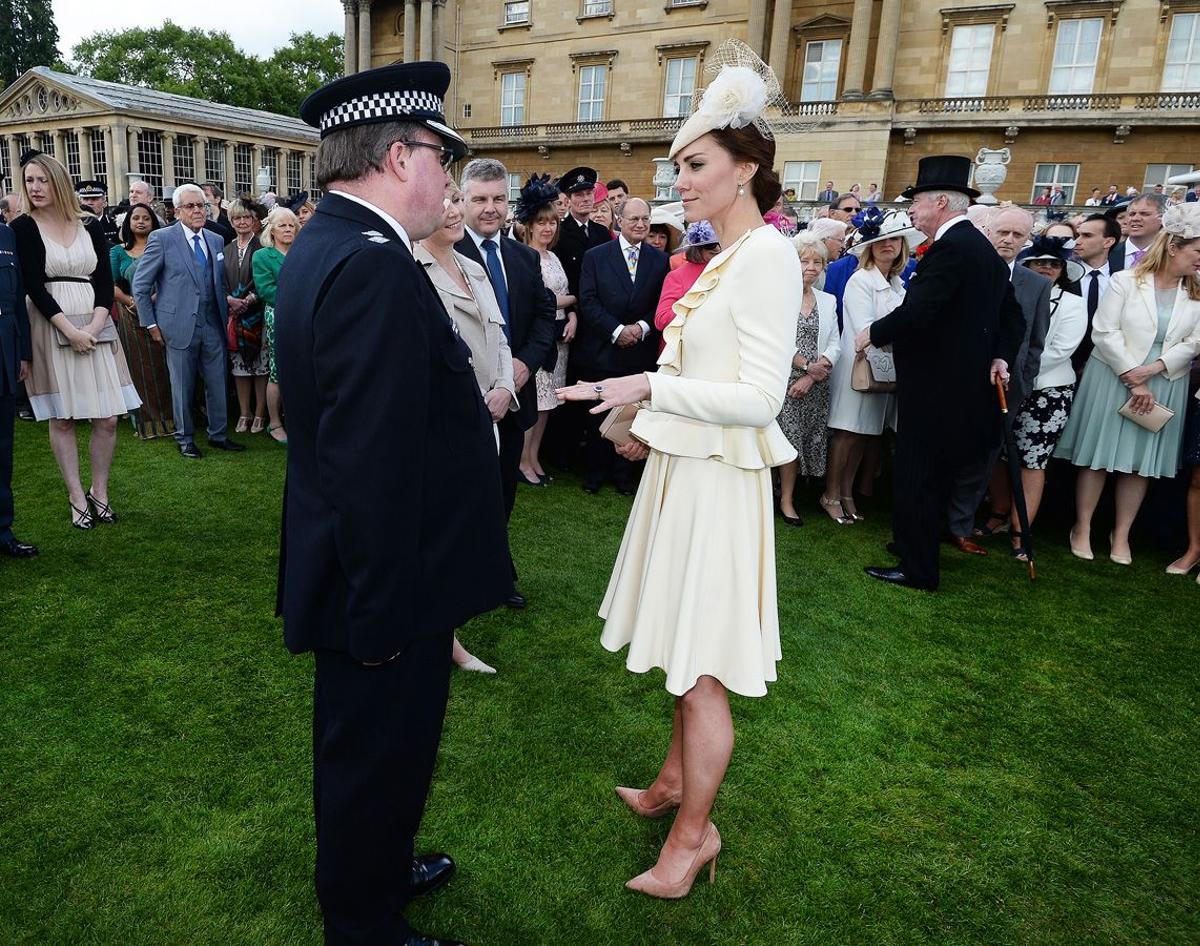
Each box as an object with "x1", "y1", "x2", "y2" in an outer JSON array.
[{"x1": 559, "y1": 41, "x2": 800, "y2": 901}]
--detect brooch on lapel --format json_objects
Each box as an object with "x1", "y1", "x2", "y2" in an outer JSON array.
[{"x1": 361, "y1": 230, "x2": 390, "y2": 244}]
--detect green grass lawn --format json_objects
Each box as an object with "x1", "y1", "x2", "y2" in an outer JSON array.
[{"x1": 2, "y1": 420, "x2": 1197, "y2": 945}]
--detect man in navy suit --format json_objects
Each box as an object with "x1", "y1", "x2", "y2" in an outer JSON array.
[
  {"x1": 132, "y1": 182, "x2": 243, "y2": 458},
  {"x1": 0, "y1": 221, "x2": 36, "y2": 557},
  {"x1": 576, "y1": 197, "x2": 669, "y2": 494},
  {"x1": 455, "y1": 157, "x2": 556, "y2": 609}
]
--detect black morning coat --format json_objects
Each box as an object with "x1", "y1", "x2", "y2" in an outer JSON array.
[
  {"x1": 869, "y1": 217, "x2": 1025, "y2": 461},
  {"x1": 553, "y1": 213, "x2": 611, "y2": 297},
  {"x1": 454, "y1": 232, "x2": 557, "y2": 430},
  {"x1": 576, "y1": 238, "x2": 670, "y2": 379},
  {"x1": 274, "y1": 193, "x2": 512, "y2": 662}
]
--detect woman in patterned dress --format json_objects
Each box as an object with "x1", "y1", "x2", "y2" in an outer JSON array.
[
  {"x1": 776, "y1": 231, "x2": 842, "y2": 525},
  {"x1": 223, "y1": 201, "x2": 266, "y2": 434},
  {"x1": 514, "y1": 175, "x2": 577, "y2": 486},
  {"x1": 252, "y1": 207, "x2": 297, "y2": 445},
  {"x1": 12, "y1": 151, "x2": 140, "y2": 528}
]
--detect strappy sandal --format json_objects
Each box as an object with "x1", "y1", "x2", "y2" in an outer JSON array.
[
  {"x1": 973, "y1": 511, "x2": 1010, "y2": 537},
  {"x1": 840, "y1": 496, "x2": 864, "y2": 522},
  {"x1": 1010, "y1": 532, "x2": 1029, "y2": 562},
  {"x1": 70, "y1": 500, "x2": 95, "y2": 530},
  {"x1": 250, "y1": 417, "x2": 265, "y2": 434},
  {"x1": 819, "y1": 495, "x2": 854, "y2": 525},
  {"x1": 86, "y1": 491, "x2": 117, "y2": 524}
]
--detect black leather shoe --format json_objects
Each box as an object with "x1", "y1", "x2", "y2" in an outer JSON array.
[
  {"x1": 582, "y1": 480, "x2": 602, "y2": 495},
  {"x1": 179, "y1": 443, "x2": 203, "y2": 459},
  {"x1": 410, "y1": 852, "x2": 455, "y2": 898},
  {"x1": 16, "y1": 407, "x2": 34, "y2": 421},
  {"x1": 885, "y1": 541, "x2": 899, "y2": 556},
  {"x1": 615, "y1": 481, "x2": 637, "y2": 496},
  {"x1": 402, "y1": 933, "x2": 466, "y2": 946},
  {"x1": 505, "y1": 592, "x2": 526, "y2": 610},
  {"x1": 0, "y1": 536, "x2": 38, "y2": 558},
  {"x1": 207, "y1": 438, "x2": 246, "y2": 452},
  {"x1": 864, "y1": 566, "x2": 932, "y2": 590}
]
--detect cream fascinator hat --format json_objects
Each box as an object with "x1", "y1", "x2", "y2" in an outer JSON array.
[
  {"x1": 668, "y1": 40, "x2": 787, "y2": 160},
  {"x1": 1162, "y1": 202, "x2": 1200, "y2": 239}
]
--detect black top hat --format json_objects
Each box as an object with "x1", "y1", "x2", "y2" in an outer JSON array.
[
  {"x1": 75, "y1": 179, "x2": 108, "y2": 197},
  {"x1": 299, "y1": 60, "x2": 468, "y2": 160},
  {"x1": 558, "y1": 166, "x2": 598, "y2": 194},
  {"x1": 901, "y1": 155, "x2": 980, "y2": 200}
]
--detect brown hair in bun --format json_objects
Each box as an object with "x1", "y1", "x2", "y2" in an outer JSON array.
[{"x1": 708, "y1": 124, "x2": 781, "y2": 216}]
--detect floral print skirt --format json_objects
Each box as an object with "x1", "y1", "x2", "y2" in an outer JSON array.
[{"x1": 1014, "y1": 385, "x2": 1074, "y2": 470}]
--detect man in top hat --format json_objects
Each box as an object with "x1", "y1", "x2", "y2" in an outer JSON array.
[
  {"x1": 553, "y1": 166, "x2": 612, "y2": 298},
  {"x1": 76, "y1": 180, "x2": 120, "y2": 246},
  {"x1": 855, "y1": 155, "x2": 1023, "y2": 591},
  {"x1": 276, "y1": 60, "x2": 511, "y2": 946}
]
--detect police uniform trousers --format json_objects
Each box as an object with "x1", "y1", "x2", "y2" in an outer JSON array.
[
  {"x1": 313, "y1": 630, "x2": 454, "y2": 945},
  {"x1": 0, "y1": 382, "x2": 15, "y2": 541}
]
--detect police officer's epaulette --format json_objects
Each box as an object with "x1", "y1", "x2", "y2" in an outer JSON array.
[{"x1": 359, "y1": 229, "x2": 392, "y2": 245}]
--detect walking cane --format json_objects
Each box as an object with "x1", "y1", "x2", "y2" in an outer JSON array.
[{"x1": 996, "y1": 380, "x2": 1037, "y2": 581}]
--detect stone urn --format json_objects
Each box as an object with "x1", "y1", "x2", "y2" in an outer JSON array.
[
  {"x1": 973, "y1": 148, "x2": 1011, "y2": 205},
  {"x1": 652, "y1": 157, "x2": 678, "y2": 202}
]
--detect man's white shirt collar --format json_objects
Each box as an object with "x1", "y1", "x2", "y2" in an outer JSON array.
[
  {"x1": 178, "y1": 220, "x2": 209, "y2": 256},
  {"x1": 934, "y1": 215, "x2": 969, "y2": 243},
  {"x1": 465, "y1": 225, "x2": 501, "y2": 252},
  {"x1": 619, "y1": 233, "x2": 641, "y2": 255},
  {"x1": 329, "y1": 189, "x2": 411, "y2": 251}
]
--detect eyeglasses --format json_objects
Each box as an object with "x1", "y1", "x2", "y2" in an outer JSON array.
[
  {"x1": 400, "y1": 140, "x2": 458, "y2": 170},
  {"x1": 179, "y1": 201, "x2": 209, "y2": 211}
]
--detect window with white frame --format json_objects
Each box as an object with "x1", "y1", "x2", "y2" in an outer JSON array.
[
  {"x1": 782, "y1": 161, "x2": 821, "y2": 201},
  {"x1": 262, "y1": 146, "x2": 279, "y2": 190},
  {"x1": 1049, "y1": 18, "x2": 1103, "y2": 94},
  {"x1": 500, "y1": 71, "x2": 526, "y2": 125},
  {"x1": 582, "y1": 0, "x2": 612, "y2": 14},
  {"x1": 136, "y1": 131, "x2": 164, "y2": 197},
  {"x1": 234, "y1": 144, "x2": 253, "y2": 195},
  {"x1": 288, "y1": 151, "x2": 303, "y2": 193},
  {"x1": 801, "y1": 40, "x2": 841, "y2": 101},
  {"x1": 0, "y1": 138, "x2": 11, "y2": 191},
  {"x1": 663, "y1": 57, "x2": 697, "y2": 118},
  {"x1": 1031, "y1": 163, "x2": 1079, "y2": 202},
  {"x1": 1163, "y1": 14, "x2": 1200, "y2": 92},
  {"x1": 503, "y1": 1, "x2": 529, "y2": 25},
  {"x1": 205, "y1": 139, "x2": 224, "y2": 190},
  {"x1": 507, "y1": 172, "x2": 522, "y2": 202},
  {"x1": 1144, "y1": 164, "x2": 1194, "y2": 189},
  {"x1": 63, "y1": 131, "x2": 81, "y2": 183},
  {"x1": 90, "y1": 129, "x2": 107, "y2": 184},
  {"x1": 172, "y1": 135, "x2": 195, "y2": 184},
  {"x1": 577, "y1": 64, "x2": 607, "y2": 122},
  {"x1": 945, "y1": 24, "x2": 994, "y2": 97}
]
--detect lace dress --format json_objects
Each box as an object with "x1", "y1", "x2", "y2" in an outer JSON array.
[{"x1": 534, "y1": 251, "x2": 570, "y2": 411}]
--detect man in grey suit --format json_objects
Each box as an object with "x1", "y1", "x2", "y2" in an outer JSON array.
[
  {"x1": 946, "y1": 205, "x2": 1049, "y2": 551},
  {"x1": 132, "y1": 183, "x2": 243, "y2": 458}
]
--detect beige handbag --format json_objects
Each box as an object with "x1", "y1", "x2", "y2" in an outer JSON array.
[
  {"x1": 600, "y1": 403, "x2": 644, "y2": 446},
  {"x1": 850, "y1": 349, "x2": 897, "y2": 394},
  {"x1": 1118, "y1": 396, "x2": 1175, "y2": 433},
  {"x1": 54, "y1": 312, "x2": 118, "y2": 347}
]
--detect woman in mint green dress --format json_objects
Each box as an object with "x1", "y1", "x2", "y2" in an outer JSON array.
[
  {"x1": 252, "y1": 207, "x2": 297, "y2": 445},
  {"x1": 1056, "y1": 208, "x2": 1200, "y2": 565}
]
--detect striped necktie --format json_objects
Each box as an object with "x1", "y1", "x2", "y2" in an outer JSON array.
[{"x1": 626, "y1": 244, "x2": 638, "y2": 281}]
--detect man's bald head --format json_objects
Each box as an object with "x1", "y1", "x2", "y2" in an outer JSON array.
[{"x1": 989, "y1": 207, "x2": 1033, "y2": 262}]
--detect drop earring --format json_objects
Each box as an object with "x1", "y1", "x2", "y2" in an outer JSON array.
[{"x1": 738, "y1": 182, "x2": 745, "y2": 196}]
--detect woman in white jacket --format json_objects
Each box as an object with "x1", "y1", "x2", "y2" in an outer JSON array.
[
  {"x1": 1007, "y1": 240, "x2": 1088, "y2": 560},
  {"x1": 824, "y1": 208, "x2": 923, "y2": 522},
  {"x1": 776, "y1": 232, "x2": 842, "y2": 525}
]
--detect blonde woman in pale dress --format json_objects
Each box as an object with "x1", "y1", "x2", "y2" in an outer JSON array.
[
  {"x1": 12, "y1": 152, "x2": 140, "y2": 528},
  {"x1": 559, "y1": 43, "x2": 800, "y2": 900}
]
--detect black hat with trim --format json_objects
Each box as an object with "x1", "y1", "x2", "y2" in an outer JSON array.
[
  {"x1": 299, "y1": 60, "x2": 469, "y2": 161},
  {"x1": 900, "y1": 155, "x2": 981, "y2": 201},
  {"x1": 558, "y1": 166, "x2": 598, "y2": 194},
  {"x1": 75, "y1": 179, "x2": 108, "y2": 197}
]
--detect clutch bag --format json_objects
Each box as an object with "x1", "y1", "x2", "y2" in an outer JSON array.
[
  {"x1": 600, "y1": 403, "x2": 644, "y2": 446},
  {"x1": 850, "y1": 348, "x2": 897, "y2": 394},
  {"x1": 54, "y1": 312, "x2": 118, "y2": 347},
  {"x1": 1118, "y1": 397, "x2": 1175, "y2": 433}
]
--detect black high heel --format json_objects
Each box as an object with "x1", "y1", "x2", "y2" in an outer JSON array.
[
  {"x1": 86, "y1": 491, "x2": 117, "y2": 524},
  {"x1": 70, "y1": 500, "x2": 95, "y2": 530},
  {"x1": 1010, "y1": 532, "x2": 1029, "y2": 562}
]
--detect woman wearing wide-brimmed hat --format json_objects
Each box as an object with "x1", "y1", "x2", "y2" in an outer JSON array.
[
  {"x1": 1005, "y1": 235, "x2": 1088, "y2": 560},
  {"x1": 825, "y1": 207, "x2": 923, "y2": 523}
]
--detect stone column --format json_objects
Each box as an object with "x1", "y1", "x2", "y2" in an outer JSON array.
[
  {"x1": 75, "y1": 125, "x2": 93, "y2": 179},
  {"x1": 162, "y1": 131, "x2": 177, "y2": 191},
  {"x1": 357, "y1": 0, "x2": 372, "y2": 72},
  {"x1": 419, "y1": 0, "x2": 433, "y2": 61},
  {"x1": 432, "y1": 0, "x2": 444, "y2": 63},
  {"x1": 869, "y1": 0, "x2": 902, "y2": 99},
  {"x1": 224, "y1": 140, "x2": 236, "y2": 195},
  {"x1": 768, "y1": 0, "x2": 792, "y2": 90},
  {"x1": 301, "y1": 151, "x2": 312, "y2": 193},
  {"x1": 276, "y1": 150, "x2": 285, "y2": 194},
  {"x1": 343, "y1": 0, "x2": 358, "y2": 76},
  {"x1": 111, "y1": 122, "x2": 129, "y2": 199},
  {"x1": 403, "y1": 0, "x2": 417, "y2": 62},
  {"x1": 747, "y1": 0, "x2": 768, "y2": 58},
  {"x1": 51, "y1": 129, "x2": 65, "y2": 164},
  {"x1": 193, "y1": 136, "x2": 207, "y2": 183},
  {"x1": 251, "y1": 144, "x2": 264, "y2": 193},
  {"x1": 126, "y1": 125, "x2": 141, "y2": 179},
  {"x1": 842, "y1": 0, "x2": 874, "y2": 100}
]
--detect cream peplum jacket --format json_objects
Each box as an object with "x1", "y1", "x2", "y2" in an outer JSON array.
[{"x1": 632, "y1": 225, "x2": 803, "y2": 470}]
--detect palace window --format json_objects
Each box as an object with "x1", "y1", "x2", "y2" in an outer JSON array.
[
  {"x1": 0, "y1": 138, "x2": 10, "y2": 191},
  {"x1": 262, "y1": 147, "x2": 279, "y2": 191},
  {"x1": 205, "y1": 139, "x2": 225, "y2": 191},
  {"x1": 577, "y1": 64, "x2": 607, "y2": 122},
  {"x1": 945, "y1": 24, "x2": 994, "y2": 97},
  {"x1": 38, "y1": 132, "x2": 54, "y2": 157},
  {"x1": 582, "y1": 0, "x2": 612, "y2": 14},
  {"x1": 501, "y1": 71, "x2": 526, "y2": 125},
  {"x1": 1144, "y1": 164, "x2": 1194, "y2": 190},
  {"x1": 663, "y1": 57, "x2": 697, "y2": 118},
  {"x1": 173, "y1": 135, "x2": 195, "y2": 184},
  {"x1": 508, "y1": 172, "x2": 522, "y2": 202},
  {"x1": 782, "y1": 161, "x2": 822, "y2": 201},
  {"x1": 801, "y1": 40, "x2": 841, "y2": 101},
  {"x1": 63, "y1": 131, "x2": 81, "y2": 183},
  {"x1": 1031, "y1": 163, "x2": 1079, "y2": 203},
  {"x1": 1048, "y1": 17, "x2": 1102, "y2": 94},
  {"x1": 1163, "y1": 13, "x2": 1200, "y2": 92},
  {"x1": 503, "y1": 1, "x2": 529, "y2": 26},
  {"x1": 136, "y1": 131, "x2": 164, "y2": 198},
  {"x1": 288, "y1": 151, "x2": 303, "y2": 194},
  {"x1": 234, "y1": 144, "x2": 253, "y2": 195},
  {"x1": 90, "y1": 129, "x2": 107, "y2": 184}
]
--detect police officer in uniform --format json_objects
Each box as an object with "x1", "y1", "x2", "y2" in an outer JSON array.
[
  {"x1": 552, "y1": 166, "x2": 611, "y2": 298},
  {"x1": 276, "y1": 61, "x2": 511, "y2": 946},
  {"x1": 75, "y1": 180, "x2": 120, "y2": 246},
  {"x1": 0, "y1": 218, "x2": 36, "y2": 557}
]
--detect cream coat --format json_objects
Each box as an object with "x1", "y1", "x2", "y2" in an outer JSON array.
[
  {"x1": 813, "y1": 287, "x2": 842, "y2": 366},
  {"x1": 1033, "y1": 286, "x2": 1088, "y2": 390},
  {"x1": 632, "y1": 225, "x2": 802, "y2": 469},
  {"x1": 415, "y1": 244, "x2": 518, "y2": 407},
  {"x1": 1091, "y1": 269, "x2": 1200, "y2": 380}
]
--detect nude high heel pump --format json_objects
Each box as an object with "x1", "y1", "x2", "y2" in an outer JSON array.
[
  {"x1": 615, "y1": 786, "x2": 681, "y2": 819},
  {"x1": 625, "y1": 823, "x2": 721, "y2": 900}
]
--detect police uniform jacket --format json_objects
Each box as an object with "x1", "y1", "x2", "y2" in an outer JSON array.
[
  {"x1": 553, "y1": 213, "x2": 611, "y2": 297},
  {"x1": 274, "y1": 193, "x2": 512, "y2": 661},
  {"x1": 0, "y1": 223, "x2": 32, "y2": 396}
]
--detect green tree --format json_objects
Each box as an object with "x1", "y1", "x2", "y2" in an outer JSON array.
[
  {"x1": 0, "y1": 0, "x2": 62, "y2": 89},
  {"x1": 67, "y1": 23, "x2": 343, "y2": 117}
]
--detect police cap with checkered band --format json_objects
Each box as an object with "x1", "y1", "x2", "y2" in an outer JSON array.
[{"x1": 299, "y1": 61, "x2": 469, "y2": 161}]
